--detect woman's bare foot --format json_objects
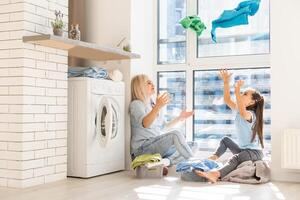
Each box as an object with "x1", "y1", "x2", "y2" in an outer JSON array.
[
  {"x1": 194, "y1": 170, "x2": 220, "y2": 183},
  {"x1": 208, "y1": 155, "x2": 219, "y2": 161}
]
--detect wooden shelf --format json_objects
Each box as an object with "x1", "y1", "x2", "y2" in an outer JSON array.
[{"x1": 23, "y1": 34, "x2": 140, "y2": 61}]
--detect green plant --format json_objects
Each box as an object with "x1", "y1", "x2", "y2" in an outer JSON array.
[
  {"x1": 51, "y1": 10, "x2": 65, "y2": 29},
  {"x1": 123, "y1": 44, "x2": 131, "y2": 52}
]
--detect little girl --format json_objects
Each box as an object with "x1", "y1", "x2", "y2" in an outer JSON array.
[{"x1": 195, "y1": 69, "x2": 265, "y2": 183}]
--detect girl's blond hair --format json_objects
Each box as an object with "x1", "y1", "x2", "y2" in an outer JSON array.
[{"x1": 131, "y1": 74, "x2": 149, "y2": 103}]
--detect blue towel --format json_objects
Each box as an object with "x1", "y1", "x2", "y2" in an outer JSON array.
[
  {"x1": 211, "y1": 0, "x2": 261, "y2": 42},
  {"x1": 68, "y1": 66, "x2": 109, "y2": 79},
  {"x1": 176, "y1": 159, "x2": 221, "y2": 173}
]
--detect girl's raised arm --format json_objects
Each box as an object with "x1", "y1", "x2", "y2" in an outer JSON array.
[{"x1": 219, "y1": 69, "x2": 237, "y2": 110}]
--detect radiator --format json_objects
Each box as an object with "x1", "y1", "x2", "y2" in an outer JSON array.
[{"x1": 281, "y1": 129, "x2": 300, "y2": 169}]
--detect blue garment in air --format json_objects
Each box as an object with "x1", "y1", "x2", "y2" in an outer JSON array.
[
  {"x1": 176, "y1": 159, "x2": 221, "y2": 173},
  {"x1": 211, "y1": 0, "x2": 261, "y2": 42},
  {"x1": 68, "y1": 66, "x2": 109, "y2": 79}
]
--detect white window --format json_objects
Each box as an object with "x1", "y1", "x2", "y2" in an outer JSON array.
[
  {"x1": 155, "y1": 0, "x2": 271, "y2": 154},
  {"x1": 158, "y1": 0, "x2": 187, "y2": 64},
  {"x1": 157, "y1": 71, "x2": 186, "y2": 133}
]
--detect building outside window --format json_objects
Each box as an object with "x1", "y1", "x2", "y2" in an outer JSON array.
[
  {"x1": 157, "y1": 71, "x2": 186, "y2": 133},
  {"x1": 158, "y1": 0, "x2": 186, "y2": 64}
]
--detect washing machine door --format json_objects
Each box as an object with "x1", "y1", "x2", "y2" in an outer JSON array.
[
  {"x1": 95, "y1": 97, "x2": 118, "y2": 146},
  {"x1": 110, "y1": 100, "x2": 119, "y2": 140}
]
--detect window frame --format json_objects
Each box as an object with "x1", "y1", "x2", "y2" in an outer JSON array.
[
  {"x1": 157, "y1": 71, "x2": 187, "y2": 132},
  {"x1": 157, "y1": 0, "x2": 188, "y2": 65}
]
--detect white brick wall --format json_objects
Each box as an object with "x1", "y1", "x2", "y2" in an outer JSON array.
[{"x1": 0, "y1": 0, "x2": 68, "y2": 188}]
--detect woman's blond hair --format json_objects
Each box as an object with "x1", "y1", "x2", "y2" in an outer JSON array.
[{"x1": 131, "y1": 74, "x2": 149, "y2": 103}]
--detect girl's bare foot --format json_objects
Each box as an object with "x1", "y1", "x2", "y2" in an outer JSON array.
[
  {"x1": 194, "y1": 170, "x2": 220, "y2": 183},
  {"x1": 208, "y1": 155, "x2": 218, "y2": 160},
  {"x1": 163, "y1": 166, "x2": 168, "y2": 176}
]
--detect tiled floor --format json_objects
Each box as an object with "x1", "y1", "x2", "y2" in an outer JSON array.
[{"x1": 0, "y1": 170, "x2": 299, "y2": 200}]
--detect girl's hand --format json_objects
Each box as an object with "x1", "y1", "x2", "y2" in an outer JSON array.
[
  {"x1": 234, "y1": 80, "x2": 244, "y2": 93},
  {"x1": 155, "y1": 92, "x2": 171, "y2": 109},
  {"x1": 178, "y1": 110, "x2": 194, "y2": 121},
  {"x1": 219, "y1": 69, "x2": 232, "y2": 83}
]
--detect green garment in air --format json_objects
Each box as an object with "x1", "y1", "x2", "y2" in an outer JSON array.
[
  {"x1": 131, "y1": 153, "x2": 162, "y2": 170},
  {"x1": 180, "y1": 15, "x2": 206, "y2": 36}
]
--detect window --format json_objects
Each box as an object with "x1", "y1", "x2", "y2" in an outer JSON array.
[
  {"x1": 193, "y1": 68, "x2": 271, "y2": 151},
  {"x1": 155, "y1": 0, "x2": 271, "y2": 155},
  {"x1": 157, "y1": 71, "x2": 186, "y2": 132},
  {"x1": 158, "y1": 0, "x2": 187, "y2": 64},
  {"x1": 197, "y1": 0, "x2": 270, "y2": 57}
]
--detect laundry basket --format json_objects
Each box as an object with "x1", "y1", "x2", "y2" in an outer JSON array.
[{"x1": 180, "y1": 171, "x2": 208, "y2": 182}]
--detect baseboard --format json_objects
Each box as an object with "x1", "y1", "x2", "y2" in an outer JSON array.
[{"x1": 271, "y1": 168, "x2": 300, "y2": 183}]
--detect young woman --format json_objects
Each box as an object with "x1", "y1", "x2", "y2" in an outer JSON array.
[
  {"x1": 130, "y1": 74, "x2": 195, "y2": 166},
  {"x1": 195, "y1": 69, "x2": 265, "y2": 183}
]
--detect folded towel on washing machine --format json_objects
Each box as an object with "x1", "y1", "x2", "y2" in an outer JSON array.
[{"x1": 68, "y1": 66, "x2": 109, "y2": 79}]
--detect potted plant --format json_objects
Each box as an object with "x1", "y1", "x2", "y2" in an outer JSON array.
[{"x1": 51, "y1": 10, "x2": 65, "y2": 36}]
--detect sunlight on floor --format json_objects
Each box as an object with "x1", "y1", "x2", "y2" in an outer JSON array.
[
  {"x1": 137, "y1": 193, "x2": 168, "y2": 200},
  {"x1": 178, "y1": 191, "x2": 225, "y2": 200},
  {"x1": 134, "y1": 185, "x2": 171, "y2": 200},
  {"x1": 231, "y1": 196, "x2": 251, "y2": 200},
  {"x1": 164, "y1": 176, "x2": 179, "y2": 182},
  {"x1": 133, "y1": 182, "x2": 290, "y2": 200},
  {"x1": 178, "y1": 185, "x2": 241, "y2": 200},
  {"x1": 134, "y1": 184, "x2": 247, "y2": 200},
  {"x1": 182, "y1": 184, "x2": 240, "y2": 195}
]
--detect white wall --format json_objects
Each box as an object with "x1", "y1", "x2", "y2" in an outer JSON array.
[
  {"x1": 0, "y1": 0, "x2": 68, "y2": 188},
  {"x1": 131, "y1": 0, "x2": 155, "y2": 76},
  {"x1": 270, "y1": 0, "x2": 300, "y2": 182}
]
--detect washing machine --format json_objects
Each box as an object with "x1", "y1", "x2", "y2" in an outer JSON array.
[{"x1": 67, "y1": 77, "x2": 125, "y2": 178}]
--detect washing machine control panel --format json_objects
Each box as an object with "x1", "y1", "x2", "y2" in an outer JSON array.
[{"x1": 91, "y1": 80, "x2": 124, "y2": 96}]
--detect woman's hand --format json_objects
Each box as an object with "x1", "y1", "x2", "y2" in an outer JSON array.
[
  {"x1": 234, "y1": 80, "x2": 244, "y2": 94},
  {"x1": 219, "y1": 69, "x2": 232, "y2": 83},
  {"x1": 154, "y1": 92, "x2": 171, "y2": 110},
  {"x1": 165, "y1": 110, "x2": 194, "y2": 129},
  {"x1": 142, "y1": 92, "x2": 170, "y2": 128},
  {"x1": 178, "y1": 110, "x2": 194, "y2": 121}
]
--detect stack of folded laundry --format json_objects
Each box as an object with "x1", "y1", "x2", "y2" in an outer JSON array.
[
  {"x1": 68, "y1": 66, "x2": 109, "y2": 79},
  {"x1": 131, "y1": 153, "x2": 169, "y2": 178},
  {"x1": 176, "y1": 159, "x2": 222, "y2": 182}
]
